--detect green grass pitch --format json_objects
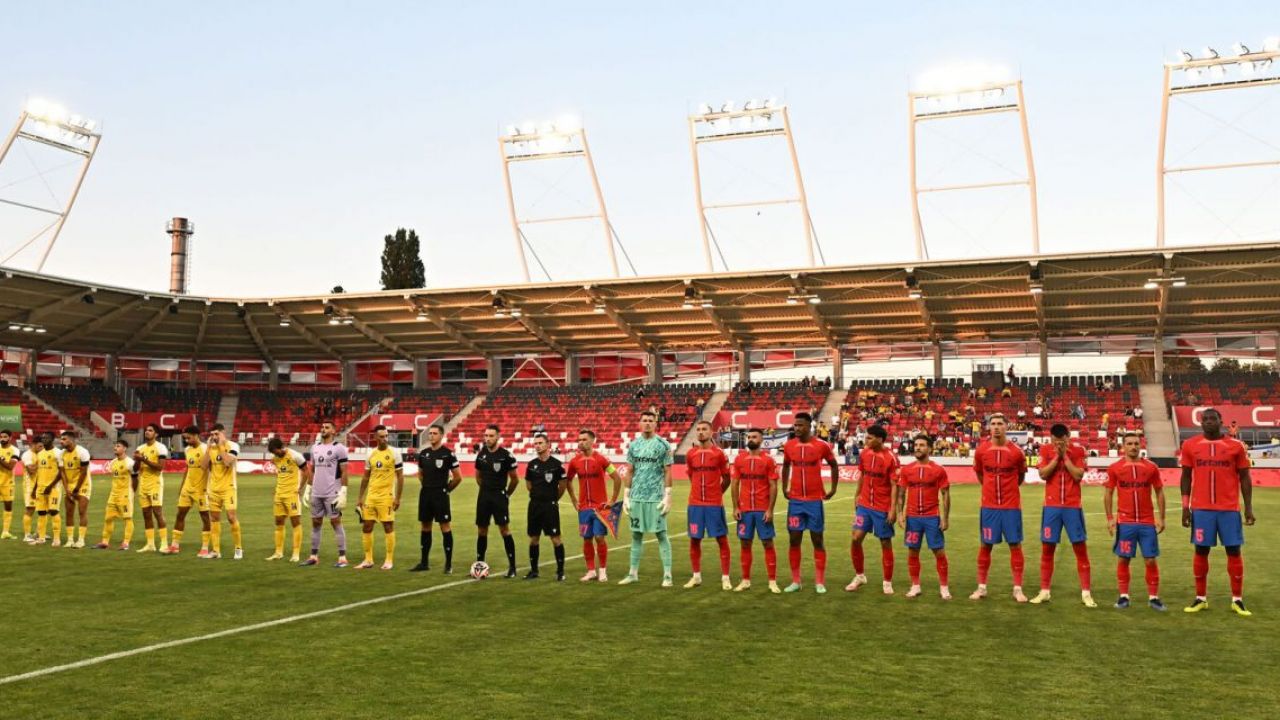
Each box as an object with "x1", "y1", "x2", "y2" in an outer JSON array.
[{"x1": 1, "y1": 475, "x2": 1277, "y2": 719}]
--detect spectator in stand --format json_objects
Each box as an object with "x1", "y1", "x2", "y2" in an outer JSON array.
[
  {"x1": 1001, "y1": 385, "x2": 1013, "y2": 399},
  {"x1": 1017, "y1": 409, "x2": 1027, "y2": 422},
  {"x1": 1103, "y1": 377, "x2": 1114, "y2": 392},
  {"x1": 1134, "y1": 407, "x2": 1144, "y2": 420},
  {"x1": 977, "y1": 386, "x2": 988, "y2": 400},
  {"x1": 1186, "y1": 391, "x2": 1198, "y2": 405},
  {"x1": 1007, "y1": 364, "x2": 1016, "y2": 384},
  {"x1": 695, "y1": 397, "x2": 706, "y2": 414},
  {"x1": 1033, "y1": 404, "x2": 1044, "y2": 419},
  {"x1": 1228, "y1": 420, "x2": 1239, "y2": 438},
  {"x1": 816, "y1": 422, "x2": 830, "y2": 441},
  {"x1": 1071, "y1": 402, "x2": 1086, "y2": 421},
  {"x1": 1099, "y1": 413, "x2": 1109, "y2": 432},
  {"x1": 635, "y1": 387, "x2": 646, "y2": 400}
]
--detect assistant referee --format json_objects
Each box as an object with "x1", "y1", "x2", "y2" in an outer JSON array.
[
  {"x1": 475, "y1": 424, "x2": 519, "y2": 578},
  {"x1": 411, "y1": 423, "x2": 462, "y2": 574},
  {"x1": 524, "y1": 433, "x2": 567, "y2": 581}
]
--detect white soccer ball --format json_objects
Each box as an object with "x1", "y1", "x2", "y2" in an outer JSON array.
[{"x1": 469, "y1": 561, "x2": 490, "y2": 579}]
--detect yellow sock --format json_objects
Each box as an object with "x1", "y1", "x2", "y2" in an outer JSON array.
[
  {"x1": 172, "y1": 529, "x2": 184, "y2": 547},
  {"x1": 291, "y1": 525, "x2": 302, "y2": 554},
  {"x1": 200, "y1": 531, "x2": 210, "y2": 550},
  {"x1": 362, "y1": 532, "x2": 374, "y2": 563},
  {"x1": 157, "y1": 527, "x2": 168, "y2": 547},
  {"x1": 79, "y1": 524, "x2": 88, "y2": 543},
  {"x1": 23, "y1": 513, "x2": 32, "y2": 536},
  {"x1": 102, "y1": 517, "x2": 115, "y2": 543},
  {"x1": 123, "y1": 519, "x2": 134, "y2": 544},
  {"x1": 37, "y1": 514, "x2": 48, "y2": 539},
  {"x1": 273, "y1": 526, "x2": 285, "y2": 554},
  {"x1": 52, "y1": 514, "x2": 62, "y2": 540},
  {"x1": 231, "y1": 521, "x2": 243, "y2": 550},
  {"x1": 144, "y1": 527, "x2": 155, "y2": 547},
  {"x1": 385, "y1": 530, "x2": 396, "y2": 565},
  {"x1": 3, "y1": 509, "x2": 11, "y2": 534}
]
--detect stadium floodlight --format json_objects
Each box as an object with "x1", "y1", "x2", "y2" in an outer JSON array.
[
  {"x1": 908, "y1": 64, "x2": 1040, "y2": 260},
  {"x1": 1156, "y1": 38, "x2": 1280, "y2": 247},
  {"x1": 0, "y1": 98, "x2": 103, "y2": 271}
]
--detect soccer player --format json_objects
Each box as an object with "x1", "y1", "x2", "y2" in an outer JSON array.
[
  {"x1": 94, "y1": 440, "x2": 135, "y2": 550},
  {"x1": 266, "y1": 437, "x2": 307, "y2": 562},
  {"x1": 19, "y1": 436, "x2": 43, "y2": 542},
  {"x1": 524, "y1": 433, "x2": 567, "y2": 581},
  {"x1": 0, "y1": 429, "x2": 18, "y2": 539},
  {"x1": 847, "y1": 424, "x2": 900, "y2": 594},
  {"x1": 619, "y1": 410, "x2": 675, "y2": 586},
  {"x1": 731, "y1": 428, "x2": 780, "y2": 593},
  {"x1": 896, "y1": 435, "x2": 952, "y2": 600},
  {"x1": 474, "y1": 424, "x2": 519, "y2": 578},
  {"x1": 969, "y1": 413, "x2": 1028, "y2": 602},
  {"x1": 1104, "y1": 432, "x2": 1166, "y2": 611},
  {"x1": 1180, "y1": 408, "x2": 1255, "y2": 616},
  {"x1": 565, "y1": 428, "x2": 622, "y2": 582},
  {"x1": 781, "y1": 412, "x2": 839, "y2": 594},
  {"x1": 300, "y1": 420, "x2": 350, "y2": 567},
  {"x1": 26, "y1": 433, "x2": 62, "y2": 545},
  {"x1": 171, "y1": 426, "x2": 211, "y2": 556},
  {"x1": 1031, "y1": 423, "x2": 1095, "y2": 607},
  {"x1": 411, "y1": 423, "x2": 462, "y2": 574},
  {"x1": 134, "y1": 423, "x2": 173, "y2": 554},
  {"x1": 356, "y1": 425, "x2": 403, "y2": 570},
  {"x1": 58, "y1": 431, "x2": 92, "y2": 548},
  {"x1": 200, "y1": 423, "x2": 242, "y2": 560},
  {"x1": 684, "y1": 420, "x2": 732, "y2": 590}
]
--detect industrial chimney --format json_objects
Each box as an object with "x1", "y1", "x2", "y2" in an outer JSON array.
[{"x1": 167, "y1": 217, "x2": 194, "y2": 295}]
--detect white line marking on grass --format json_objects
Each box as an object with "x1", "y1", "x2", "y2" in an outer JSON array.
[{"x1": 0, "y1": 531, "x2": 687, "y2": 686}]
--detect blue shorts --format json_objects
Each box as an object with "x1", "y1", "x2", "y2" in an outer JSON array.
[
  {"x1": 1040, "y1": 507, "x2": 1087, "y2": 545},
  {"x1": 786, "y1": 500, "x2": 825, "y2": 534},
  {"x1": 688, "y1": 505, "x2": 728, "y2": 539},
  {"x1": 737, "y1": 510, "x2": 776, "y2": 541},
  {"x1": 1190, "y1": 510, "x2": 1244, "y2": 548},
  {"x1": 853, "y1": 505, "x2": 895, "y2": 540},
  {"x1": 577, "y1": 509, "x2": 608, "y2": 539},
  {"x1": 1114, "y1": 523, "x2": 1159, "y2": 558},
  {"x1": 980, "y1": 508, "x2": 1023, "y2": 545},
  {"x1": 904, "y1": 516, "x2": 945, "y2": 550}
]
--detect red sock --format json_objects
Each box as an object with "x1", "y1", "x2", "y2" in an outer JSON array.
[
  {"x1": 881, "y1": 546, "x2": 894, "y2": 582},
  {"x1": 851, "y1": 543, "x2": 865, "y2": 575},
  {"x1": 1010, "y1": 546, "x2": 1025, "y2": 587},
  {"x1": 595, "y1": 538, "x2": 608, "y2": 569},
  {"x1": 936, "y1": 550, "x2": 949, "y2": 586},
  {"x1": 583, "y1": 540, "x2": 596, "y2": 571},
  {"x1": 1072, "y1": 541, "x2": 1091, "y2": 592},
  {"x1": 1144, "y1": 561, "x2": 1159, "y2": 597},
  {"x1": 977, "y1": 544, "x2": 993, "y2": 585},
  {"x1": 1227, "y1": 554, "x2": 1244, "y2": 598},
  {"x1": 1193, "y1": 553, "x2": 1209, "y2": 597},
  {"x1": 765, "y1": 545, "x2": 778, "y2": 581},
  {"x1": 908, "y1": 554, "x2": 921, "y2": 585},
  {"x1": 789, "y1": 546, "x2": 802, "y2": 584},
  {"x1": 690, "y1": 538, "x2": 702, "y2": 573},
  {"x1": 740, "y1": 545, "x2": 753, "y2": 581},
  {"x1": 814, "y1": 548, "x2": 827, "y2": 585},
  {"x1": 717, "y1": 536, "x2": 731, "y2": 576},
  {"x1": 1039, "y1": 543, "x2": 1056, "y2": 591},
  {"x1": 1116, "y1": 558, "x2": 1131, "y2": 596}
]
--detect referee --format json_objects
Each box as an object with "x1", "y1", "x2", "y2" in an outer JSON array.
[
  {"x1": 524, "y1": 434, "x2": 567, "y2": 581},
  {"x1": 411, "y1": 424, "x2": 462, "y2": 574},
  {"x1": 475, "y1": 424, "x2": 519, "y2": 578}
]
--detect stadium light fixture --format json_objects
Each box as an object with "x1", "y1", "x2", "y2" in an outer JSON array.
[{"x1": 1143, "y1": 280, "x2": 1159, "y2": 290}]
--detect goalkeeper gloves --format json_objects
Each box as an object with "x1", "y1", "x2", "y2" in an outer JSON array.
[
  {"x1": 302, "y1": 486, "x2": 311, "y2": 507},
  {"x1": 335, "y1": 486, "x2": 348, "y2": 511},
  {"x1": 658, "y1": 487, "x2": 672, "y2": 516},
  {"x1": 622, "y1": 488, "x2": 631, "y2": 514}
]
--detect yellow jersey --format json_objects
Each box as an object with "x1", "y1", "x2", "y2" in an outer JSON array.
[
  {"x1": 207, "y1": 441, "x2": 240, "y2": 494},
  {"x1": 271, "y1": 449, "x2": 306, "y2": 498},
  {"x1": 365, "y1": 446, "x2": 403, "y2": 503},
  {"x1": 134, "y1": 441, "x2": 170, "y2": 490},
  {"x1": 34, "y1": 448, "x2": 61, "y2": 490},
  {"x1": 0, "y1": 444, "x2": 16, "y2": 483},
  {"x1": 107, "y1": 456, "x2": 135, "y2": 502},
  {"x1": 60, "y1": 445, "x2": 91, "y2": 490},
  {"x1": 183, "y1": 442, "x2": 209, "y2": 492}
]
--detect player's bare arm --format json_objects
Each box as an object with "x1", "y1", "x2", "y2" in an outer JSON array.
[
  {"x1": 394, "y1": 467, "x2": 404, "y2": 511},
  {"x1": 781, "y1": 457, "x2": 792, "y2": 499},
  {"x1": 358, "y1": 467, "x2": 371, "y2": 507},
  {"x1": 1038, "y1": 450, "x2": 1060, "y2": 480},
  {"x1": 608, "y1": 466, "x2": 622, "y2": 504},
  {"x1": 1179, "y1": 466, "x2": 1193, "y2": 527},
  {"x1": 447, "y1": 467, "x2": 462, "y2": 493},
  {"x1": 1103, "y1": 485, "x2": 1116, "y2": 535},
  {"x1": 1153, "y1": 484, "x2": 1166, "y2": 533},
  {"x1": 505, "y1": 469, "x2": 519, "y2": 497},
  {"x1": 824, "y1": 455, "x2": 839, "y2": 500},
  {"x1": 556, "y1": 478, "x2": 567, "y2": 501},
  {"x1": 894, "y1": 484, "x2": 906, "y2": 528},
  {"x1": 1240, "y1": 465, "x2": 1254, "y2": 525},
  {"x1": 730, "y1": 473, "x2": 742, "y2": 521},
  {"x1": 939, "y1": 486, "x2": 950, "y2": 532},
  {"x1": 765, "y1": 475, "x2": 777, "y2": 524}
]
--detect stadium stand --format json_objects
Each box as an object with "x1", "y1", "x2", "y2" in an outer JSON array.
[
  {"x1": 719, "y1": 379, "x2": 830, "y2": 416},
  {"x1": 134, "y1": 385, "x2": 224, "y2": 430},
  {"x1": 234, "y1": 389, "x2": 385, "y2": 445},
  {"x1": 0, "y1": 386, "x2": 71, "y2": 440},
  {"x1": 1164, "y1": 371, "x2": 1279, "y2": 408},
  {"x1": 385, "y1": 386, "x2": 477, "y2": 420},
  {"x1": 29, "y1": 383, "x2": 124, "y2": 435}
]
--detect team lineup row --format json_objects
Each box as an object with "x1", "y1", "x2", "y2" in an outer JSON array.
[{"x1": 0, "y1": 408, "x2": 1258, "y2": 615}]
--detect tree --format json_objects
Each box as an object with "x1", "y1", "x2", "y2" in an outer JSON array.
[
  {"x1": 380, "y1": 228, "x2": 426, "y2": 290},
  {"x1": 1210, "y1": 357, "x2": 1241, "y2": 374}
]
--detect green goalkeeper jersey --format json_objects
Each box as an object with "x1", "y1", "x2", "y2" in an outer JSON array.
[{"x1": 626, "y1": 434, "x2": 672, "y2": 502}]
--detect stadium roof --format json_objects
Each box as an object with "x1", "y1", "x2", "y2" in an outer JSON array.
[{"x1": 3, "y1": 242, "x2": 1280, "y2": 362}]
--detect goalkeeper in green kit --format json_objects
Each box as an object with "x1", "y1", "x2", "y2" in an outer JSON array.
[{"x1": 618, "y1": 410, "x2": 674, "y2": 586}]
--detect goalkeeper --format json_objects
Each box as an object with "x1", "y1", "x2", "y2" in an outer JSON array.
[
  {"x1": 619, "y1": 410, "x2": 675, "y2": 587},
  {"x1": 299, "y1": 420, "x2": 351, "y2": 568}
]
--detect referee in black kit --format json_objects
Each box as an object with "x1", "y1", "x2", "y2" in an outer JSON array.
[
  {"x1": 524, "y1": 433, "x2": 567, "y2": 581},
  {"x1": 475, "y1": 424, "x2": 519, "y2": 578},
  {"x1": 411, "y1": 424, "x2": 462, "y2": 574}
]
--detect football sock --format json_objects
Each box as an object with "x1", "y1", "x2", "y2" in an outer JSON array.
[
  {"x1": 629, "y1": 531, "x2": 645, "y2": 573},
  {"x1": 716, "y1": 536, "x2": 731, "y2": 576},
  {"x1": 442, "y1": 530, "x2": 453, "y2": 565},
  {"x1": 1072, "y1": 541, "x2": 1091, "y2": 592},
  {"x1": 310, "y1": 525, "x2": 322, "y2": 555},
  {"x1": 789, "y1": 545, "x2": 802, "y2": 584},
  {"x1": 977, "y1": 544, "x2": 992, "y2": 585},
  {"x1": 690, "y1": 538, "x2": 702, "y2": 573},
  {"x1": 157, "y1": 527, "x2": 168, "y2": 547},
  {"x1": 210, "y1": 523, "x2": 221, "y2": 553},
  {"x1": 292, "y1": 524, "x2": 302, "y2": 553},
  {"x1": 881, "y1": 546, "x2": 894, "y2": 582},
  {"x1": 361, "y1": 531, "x2": 373, "y2": 563},
  {"x1": 102, "y1": 518, "x2": 114, "y2": 543},
  {"x1": 554, "y1": 544, "x2": 565, "y2": 574},
  {"x1": 172, "y1": 529, "x2": 184, "y2": 547},
  {"x1": 421, "y1": 531, "x2": 432, "y2": 564},
  {"x1": 36, "y1": 513, "x2": 47, "y2": 539},
  {"x1": 851, "y1": 543, "x2": 865, "y2": 575},
  {"x1": 1193, "y1": 552, "x2": 1209, "y2": 597},
  {"x1": 385, "y1": 531, "x2": 395, "y2": 565},
  {"x1": 1144, "y1": 561, "x2": 1160, "y2": 597},
  {"x1": 23, "y1": 513, "x2": 31, "y2": 536},
  {"x1": 1226, "y1": 553, "x2": 1244, "y2": 598},
  {"x1": 200, "y1": 530, "x2": 210, "y2": 551},
  {"x1": 935, "y1": 550, "x2": 949, "y2": 586},
  {"x1": 594, "y1": 537, "x2": 608, "y2": 568},
  {"x1": 908, "y1": 553, "x2": 921, "y2": 585},
  {"x1": 123, "y1": 519, "x2": 134, "y2": 544},
  {"x1": 583, "y1": 540, "x2": 596, "y2": 570},
  {"x1": 230, "y1": 521, "x2": 242, "y2": 550},
  {"x1": 502, "y1": 534, "x2": 516, "y2": 570},
  {"x1": 52, "y1": 514, "x2": 62, "y2": 540},
  {"x1": 1039, "y1": 542, "x2": 1056, "y2": 590},
  {"x1": 273, "y1": 526, "x2": 285, "y2": 554},
  {"x1": 1116, "y1": 558, "x2": 1131, "y2": 596},
  {"x1": 764, "y1": 545, "x2": 778, "y2": 581},
  {"x1": 476, "y1": 534, "x2": 488, "y2": 561},
  {"x1": 530, "y1": 543, "x2": 540, "y2": 567},
  {"x1": 814, "y1": 548, "x2": 827, "y2": 585},
  {"x1": 1010, "y1": 545, "x2": 1025, "y2": 587},
  {"x1": 335, "y1": 524, "x2": 348, "y2": 555},
  {"x1": 144, "y1": 527, "x2": 155, "y2": 547},
  {"x1": 2, "y1": 509, "x2": 9, "y2": 534},
  {"x1": 741, "y1": 545, "x2": 753, "y2": 581},
  {"x1": 657, "y1": 531, "x2": 672, "y2": 575}
]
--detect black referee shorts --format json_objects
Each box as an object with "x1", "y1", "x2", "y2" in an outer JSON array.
[
  {"x1": 475, "y1": 492, "x2": 510, "y2": 527},
  {"x1": 418, "y1": 488, "x2": 452, "y2": 524},
  {"x1": 527, "y1": 501, "x2": 562, "y2": 538}
]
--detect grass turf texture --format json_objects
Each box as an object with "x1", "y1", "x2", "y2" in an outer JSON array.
[{"x1": 1, "y1": 475, "x2": 1276, "y2": 719}]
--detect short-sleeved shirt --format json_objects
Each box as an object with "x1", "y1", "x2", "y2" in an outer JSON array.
[
  {"x1": 107, "y1": 457, "x2": 135, "y2": 501},
  {"x1": 1038, "y1": 442, "x2": 1088, "y2": 508},
  {"x1": 1105, "y1": 458, "x2": 1162, "y2": 525},
  {"x1": 973, "y1": 440, "x2": 1026, "y2": 510},
  {"x1": 59, "y1": 445, "x2": 92, "y2": 488},
  {"x1": 184, "y1": 443, "x2": 209, "y2": 492},
  {"x1": 626, "y1": 435, "x2": 672, "y2": 502},
  {"x1": 207, "y1": 441, "x2": 240, "y2": 494},
  {"x1": 566, "y1": 453, "x2": 616, "y2": 508},
  {"x1": 686, "y1": 444, "x2": 729, "y2": 507},
  {"x1": 898, "y1": 460, "x2": 949, "y2": 517},
  {"x1": 0, "y1": 444, "x2": 17, "y2": 483},
  {"x1": 732, "y1": 452, "x2": 778, "y2": 513},
  {"x1": 365, "y1": 446, "x2": 403, "y2": 503},
  {"x1": 416, "y1": 445, "x2": 460, "y2": 491},
  {"x1": 856, "y1": 446, "x2": 900, "y2": 513},
  {"x1": 782, "y1": 437, "x2": 836, "y2": 501},
  {"x1": 476, "y1": 446, "x2": 518, "y2": 495},
  {"x1": 32, "y1": 448, "x2": 59, "y2": 488},
  {"x1": 526, "y1": 455, "x2": 566, "y2": 503},
  {"x1": 307, "y1": 442, "x2": 349, "y2": 497},
  {"x1": 271, "y1": 449, "x2": 306, "y2": 497},
  {"x1": 134, "y1": 442, "x2": 170, "y2": 486},
  {"x1": 1179, "y1": 435, "x2": 1249, "y2": 511}
]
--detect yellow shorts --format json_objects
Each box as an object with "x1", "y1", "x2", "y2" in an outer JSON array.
[
  {"x1": 34, "y1": 487, "x2": 62, "y2": 513},
  {"x1": 65, "y1": 478, "x2": 92, "y2": 501},
  {"x1": 23, "y1": 476, "x2": 34, "y2": 509},
  {"x1": 0, "y1": 477, "x2": 13, "y2": 503},
  {"x1": 361, "y1": 500, "x2": 395, "y2": 523},
  {"x1": 273, "y1": 494, "x2": 301, "y2": 518},
  {"x1": 209, "y1": 489, "x2": 237, "y2": 513},
  {"x1": 139, "y1": 482, "x2": 164, "y2": 510},
  {"x1": 105, "y1": 495, "x2": 134, "y2": 520},
  {"x1": 177, "y1": 487, "x2": 209, "y2": 511}
]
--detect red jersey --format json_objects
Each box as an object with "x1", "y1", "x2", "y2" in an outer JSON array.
[
  {"x1": 782, "y1": 437, "x2": 836, "y2": 501},
  {"x1": 973, "y1": 440, "x2": 1026, "y2": 510},
  {"x1": 732, "y1": 451, "x2": 779, "y2": 513},
  {"x1": 856, "y1": 446, "x2": 900, "y2": 513},
  {"x1": 1179, "y1": 435, "x2": 1249, "y2": 512},
  {"x1": 686, "y1": 445, "x2": 730, "y2": 506},
  {"x1": 898, "y1": 461, "x2": 949, "y2": 517},
  {"x1": 565, "y1": 453, "x2": 615, "y2": 508},
  {"x1": 1105, "y1": 458, "x2": 1162, "y2": 525},
  {"x1": 1038, "y1": 442, "x2": 1087, "y2": 508}
]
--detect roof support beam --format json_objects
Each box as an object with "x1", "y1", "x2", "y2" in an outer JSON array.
[
  {"x1": 911, "y1": 277, "x2": 939, "y2": 343},
  {"x1": 192, "y1": 303, "x2": 212, "y2": 359},
  {"x1": 1156, "y1": 254, "x2": 1175, "y2": 340},
  {"x1": 278, "y1": 309, "x2": 344, "y2": 360},
  {"x1": 408, "y1": 298, "x2": 487, "y2": 356},
  {"x1": 584, "y1": 287, "x2": 654, "y2": 353},
  {"x1": 790, "y1": 273, "x2": 839, "y2": 348},
  {"x1": 46, "y1": 297, "x2": 148, "y2": 348},
  {"x1": 240, "y1": 308, "x2": 275, "y2": 364},
  {"x1": 115, "y1": 302, "x2": 171, "y2": 355},
  {"x1": 690, "y1": 281, "x2": 743, "y2": 349},
  {"x1": 495, "y1": 292, "x2": 570, "y2": 356},
  {"x1": 28, "y1": 288, "x2": 92, "y2": 324},
  {"x1": 334, "y1": 303, "x2": 416, "y2": 361}
]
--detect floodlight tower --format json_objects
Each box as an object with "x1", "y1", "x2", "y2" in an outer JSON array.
[
  {"x1": 688, "y1": 99, "x2": 819, "y2": 271},
  {"x1": 908, "y1": 67, "x2": 1040, "y2": 260},
  {"x1": 1157, "y1": 38, "x2": 1280, "y2": 247},
  {"x1": 499, "y1": 117, "x2": 625, "y2": 282},
  {"x1": 0, "y1": 98, "x2": 102, "y2": 271}
]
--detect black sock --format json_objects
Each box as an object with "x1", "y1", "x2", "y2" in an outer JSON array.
[
  {"x1": 554, "y1": 544, "x2": 565, "y2": 573},
  {"x1": 421, "y1": 531, "x2": 432, "y2": 564},
  {"x1": 443, "y1": 531, "x2": 454, "y2": 566},
  {"x1": 503, "y1": 534, "x2": 516, "y2": 570},
  {"x1": 477, "y1": 534, "x2": 487, "y2": 562},
  {"x1": 530, "y1": 543, "x2": 540, "y2": 567}
]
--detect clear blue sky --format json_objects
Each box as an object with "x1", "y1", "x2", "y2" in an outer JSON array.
[{"x1": 1, "y1": 1, "x2": 1276, "y2": 296}]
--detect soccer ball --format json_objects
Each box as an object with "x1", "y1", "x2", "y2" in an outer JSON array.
[{"x1": 469, "y1": 561, "x2": 490, "y2": 579}]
